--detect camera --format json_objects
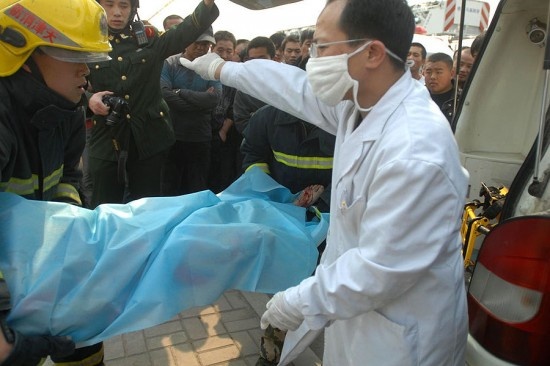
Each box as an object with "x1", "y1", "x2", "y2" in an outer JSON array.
[
  {"x1": 526, "y1": 18, "x2": 547, "y2": 46},
  {"x1": 102, "y1": 95, "x2": 129, "y2": 127}
]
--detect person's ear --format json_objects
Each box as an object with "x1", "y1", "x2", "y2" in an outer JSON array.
[{"x1": 365, "y1": 41, "x2": 388, "y2": 69}]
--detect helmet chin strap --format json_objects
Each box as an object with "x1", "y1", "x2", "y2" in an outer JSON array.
[{"x1": 23, "y1": 55, "x2": 45, "y2": 84}]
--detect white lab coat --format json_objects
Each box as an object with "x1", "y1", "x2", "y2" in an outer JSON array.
[{"x1": 222, "y1": 61, "x2": 468, "y2": 366}]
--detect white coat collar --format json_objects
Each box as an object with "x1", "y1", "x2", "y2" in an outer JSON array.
[
  {"x1": 352, "y1": 71, "x2": 415, "y2": 142},
  {"x1": 336, "y1": 72, "x2": 415, "y2": 182}
]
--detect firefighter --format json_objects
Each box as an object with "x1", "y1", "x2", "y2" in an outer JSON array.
[{"x1": 0, "y1": 0, "x2": 112, "y2": 363}]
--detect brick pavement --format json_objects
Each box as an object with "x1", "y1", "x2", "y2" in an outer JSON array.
[{"x1": 44, "y1": 290, "x2": 322, "y2": 366}]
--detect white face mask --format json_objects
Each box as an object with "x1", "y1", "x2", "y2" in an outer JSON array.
[
  {"x1": 306, "y1": 40, "x2": 406, "y2": 112},
  {"x1": 306, "y1": 41, "x2": 372, "y2": 108}
]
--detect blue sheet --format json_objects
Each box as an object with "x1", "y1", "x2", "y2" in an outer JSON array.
[{"x1": 0, "y1": 168, "x2": 328, "y2": 346}]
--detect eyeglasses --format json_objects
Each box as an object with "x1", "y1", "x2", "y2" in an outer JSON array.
[{"x1": 309, "y1": 38, "x2": 370, "y2": 58}]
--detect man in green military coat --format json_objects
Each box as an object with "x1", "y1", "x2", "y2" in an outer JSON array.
[{"x1": 87, "y1": 0, "x2": 219, "y2": 208}]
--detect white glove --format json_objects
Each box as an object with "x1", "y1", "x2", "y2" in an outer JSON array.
[
  {"x1": 179, "y1": 52, "x2": 225, "y2": 80},
  {"x1": 260, "y1": 291, "x2": 304, "y2": 331}
]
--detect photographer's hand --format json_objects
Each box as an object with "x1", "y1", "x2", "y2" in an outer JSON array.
[{"x1": 88, "y1": 91, "x2": 114, "y2": 116}]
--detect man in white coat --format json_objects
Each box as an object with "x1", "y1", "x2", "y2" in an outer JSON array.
[{"x1": 181, "y1": 0, "x2": 469, "y2": 364}]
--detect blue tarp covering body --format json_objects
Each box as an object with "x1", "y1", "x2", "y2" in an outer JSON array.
[{"x1": 0, "y1": 169, "x2": 328, "y2": 346}]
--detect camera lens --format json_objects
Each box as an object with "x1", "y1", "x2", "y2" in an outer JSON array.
[
  {"x1": 102, "y1": 96, "x2": 128, "y2": 127},
  {"x1": 106, "y1": 111, "x2": 121, "y2": 126},
  {"x1": 528, "y1": 28, "x2": 546, "y2": 44},
  {"x1": 527, "y1": 19, "x2": 547, "y2": 45}
]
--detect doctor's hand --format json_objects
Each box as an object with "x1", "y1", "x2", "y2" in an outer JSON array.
[
  {"x1": 180, "y1": 52, "x2": 225, "y2": 80},
  {"x1": 260, "y1": 291, "x2": 304, "y2": 331}
]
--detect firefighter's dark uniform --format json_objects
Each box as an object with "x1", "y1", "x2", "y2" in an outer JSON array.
[
  {"x1": 241, "y1": 105, "x2": 335, "y2": 366},
  {"x1": 87, "y1": 1, "x2": 219, "y2": 208},
  {"x1": 0, "y1": 68, "x2": 90, "y2": 364},
  {"x1": 241, "y1": 105, "x2": 335, "y2": 211},
  {"x1": 0, "y1": 70, "x2": 85, "y2": 203}
]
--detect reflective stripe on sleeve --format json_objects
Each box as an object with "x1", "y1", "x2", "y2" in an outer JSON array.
[
  {"x1": 54, "y1": 182, "x2": 82, "y2": 206},
  {"x1": 245, "y1": 163, "x2": 270, "y2": 174},
  {"x1": 272, "y1": 150, "x2": 333, "y2": 170}
]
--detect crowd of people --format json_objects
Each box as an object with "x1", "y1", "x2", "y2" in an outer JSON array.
[
  {"x1": 1, "y1": 0, "x2": 482, "y2": 364},
  {"x1": 406, "y1": 34, "x2": 483, "y2": 125},
  {"x1": 75, "y1": 6, "x2": 325, "y2": 210}
]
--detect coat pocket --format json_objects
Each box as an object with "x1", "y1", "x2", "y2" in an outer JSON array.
[
  {"x1": 353, "y1": 310, "x2": 419, "y2": 366},
  {"x1": 336, "y1": 185, "x2": 365, "y2": 228}
]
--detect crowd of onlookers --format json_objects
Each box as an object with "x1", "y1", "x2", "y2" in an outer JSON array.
[
  {"x1": 80, "y1": 19, "x2": 324, "y2": 212},
  {"x1": 407, "y1": 31, "x2": 486, "y2": 126},
  {"x1": 80, "y1": 22, "x2": 486, "y2": 210}
]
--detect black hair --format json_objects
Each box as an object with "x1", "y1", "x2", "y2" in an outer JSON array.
[
  {"x1": 247, "y1": 36, "x2": 276, "y2": 59},
  {"x1": 410, "y1": 42, "x2": 427, "y2": 60},
  {"x1": 97, "y1": 0, "x2": 140, "y2": 31},
  {"x1": 281, "y1": 34, "x2": 300, "y2": 52},
  {"x1": 470, "y1": 32, "x2": 486, "y2": 58},
  {"x1": 269, "y1": 31, "x2": 286, "y2": 50},
  {"x1": 238, "y1": 48, "x2": 247, "y2": 62},
  {"x1": 427, "y1": 52, "x2": 453, "y2": 69},
  {"x1": 299, "y1": 28, "x2": 315, "y2": 45},
  {"x1": 453, "y1": 46, "x2": 470, "y2": 61},
  {"x1": 162, "y1": 14, "x2": 184, "y2": 30},
  {"x1": 334, "y1": 0, "x2": 414, "y2": 69},
  {"x1": 214, "y1": 30, "x2": 237, "y2": 47}
]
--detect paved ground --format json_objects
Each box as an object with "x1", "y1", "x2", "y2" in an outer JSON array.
[{"x1": 45, "y1": 290, "x2": 323, "y2": 366}]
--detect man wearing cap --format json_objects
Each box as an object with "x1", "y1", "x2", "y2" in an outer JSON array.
[
  {"x1": 86, "y1": 0, "x2": 219, "y2": 208},
  {"x1": 0, "y1": 0, "x2": 114, "y2": 364},
  {"x1": 160, "y1": 26, "x2": 222, "y2": 195}
]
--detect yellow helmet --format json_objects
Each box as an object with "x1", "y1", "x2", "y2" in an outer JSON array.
[{"x1": 0, "y1": 0, "x2": 112, "y2": 77}]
